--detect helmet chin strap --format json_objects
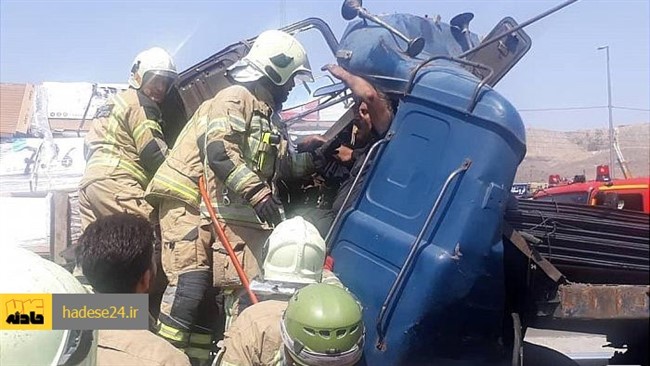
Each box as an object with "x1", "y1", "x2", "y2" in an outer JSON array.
[{"x1": 253, "y1": 80, "x2": 283, "y2": 111}]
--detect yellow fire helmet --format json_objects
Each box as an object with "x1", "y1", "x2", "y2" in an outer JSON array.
[
  {"x1": 262, "y1": 216, "x2": 326, "y2": 284},
  {"x1": 127, "y1": 47, "x2": 177, "y2": 89},
  {"x1": 229, "y1": 30, "x2": 313, "y2": 86}
]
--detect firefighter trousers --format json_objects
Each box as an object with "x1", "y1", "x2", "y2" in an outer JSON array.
[
  {"x1": 157, "y1": 199, "x2": 215, "y2": 364},
  {"x1": 212, "y1": 222, "x2": 271, "y2": 331},
  {"x1": 78, "y1": 177, "x2": 153, "y2": 231},
  {"x1": 77, "y1": 177, "x2": 165, "y2": 320}
]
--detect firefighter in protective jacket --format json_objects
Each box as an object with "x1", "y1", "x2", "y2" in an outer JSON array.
[
  {"x1": 145, "y1": 30, "x2": 318, "y2": 364},
  {"x1": 217, "y1": 283, "x2": 365, "y2": 366},
  {"x1": 79, "y1": 47, "x2": 177, "y2": 230}
]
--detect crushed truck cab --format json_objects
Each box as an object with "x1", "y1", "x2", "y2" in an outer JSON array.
[
  {"x1": 326, "y1": 12, "x2": 526, "y2": 365},
  {"x1": 172, "y1": 1, "x2": 648, "y2": 365}
]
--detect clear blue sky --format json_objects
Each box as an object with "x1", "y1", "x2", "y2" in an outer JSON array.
[{"x1": 1, "y1": 0, "x2": 648, "y2": 131}]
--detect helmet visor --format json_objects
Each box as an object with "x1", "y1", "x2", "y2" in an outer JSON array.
[
  {"x1": 280, "y1": 318, "x2": 364, "y2": 366},
  {"x1": 145, "y1": 69, "x2": 177, "y2": 80},
  {"x1": 293, "y1": 70, "x2": 314, "y2": 83},
  {"x1": 144, "y1": 69, "x2": 177, "y2": 87},
  {"x1": 141, "y1": 71, "x2": 176, "y2": 102}
]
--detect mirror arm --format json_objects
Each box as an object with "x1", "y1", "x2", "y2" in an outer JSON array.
[{"x1": 459, "y1": 0, "x2": 578, "y2": 58}]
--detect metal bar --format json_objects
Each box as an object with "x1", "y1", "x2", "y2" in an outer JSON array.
[
  {"x1": 76, "y1": 83, "x2": 97, "y2": 137},
  {"x1": 325, "y1": 136, "x2": 390, "y2": 244},
  {"x1": 283, "y1": 93, "x2": 353, "y2": 126},
  {"x1": 376, "y1": 159, "x2": 472, "y2": 348},
  {"x1": 321, "y1": 107, "x2": 355, "y2": 141},
  {"x1": 597, "y1": 45, "x2": 616, "y2": 179},
  {"x1": 503, "y1": 222, "x2": 565, "y2": 283},
  {"x1": 458, "y1": 0, "x2": 579, "y2": 59},
  {"x1": 280, "y1": 17, "x2": 340, "y2": 55},
  {"x1": 405, "y1": 55, "x2": 493, "y2": 113},
  {"x1": 50, "y1": 191, "x2": 70, "y2": 265}
]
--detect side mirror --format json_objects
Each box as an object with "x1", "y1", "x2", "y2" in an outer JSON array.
[
  {"x1": 603, "y1": 192, "x2": 620, "y2": 209},
  {"x1": 313, "y1": 82, "x2": 348, "y2": 98},
  {"x1": 463, "y1": 17, "x2": 532, "y2": 87}
]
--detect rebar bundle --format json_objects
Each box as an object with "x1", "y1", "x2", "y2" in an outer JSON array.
[{"x1": 505, "y1": 199, "x2": 649, "y2": 279}]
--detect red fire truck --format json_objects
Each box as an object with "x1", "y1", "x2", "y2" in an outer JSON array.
[{"x1": 533, "y1": 165, "x2": 650, "y2": 213}]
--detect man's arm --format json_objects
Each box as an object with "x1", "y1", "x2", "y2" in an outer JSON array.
[
  {"x1": 204, "y1": 98, "x2": 271, "y2": 207},
  {"x1": 202, "y1": 91, "x2": 284, "y2": 225},
  {"x1": 323, "y1": 64, "x2": 392, "y2": 130}
]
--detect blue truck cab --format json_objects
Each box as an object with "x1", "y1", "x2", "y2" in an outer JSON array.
[
  {"x1": 328, "y1": 13, "x2": 526, "y2": 365},
  {"x1": 172, "y1": 2, "x2": 648, "y2": 365}
]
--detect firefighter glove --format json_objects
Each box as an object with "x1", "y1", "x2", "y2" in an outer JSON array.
[{"x1": 254, "y1": 194, "x2": 283, "y2": 226}]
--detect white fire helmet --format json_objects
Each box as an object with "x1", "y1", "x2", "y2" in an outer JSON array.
[
  {"x1": 127, "y1": 47, "x2": 178, "y2": 89},
  {"x1": 228, "y1": 30, "x2": 313, "y2": 86},
  {"x1": 262, "y1": 216, "x2": 326, "y2": 284},
  {"x1": 0, "y1": 246, "x2": 97, "y2": 366}
]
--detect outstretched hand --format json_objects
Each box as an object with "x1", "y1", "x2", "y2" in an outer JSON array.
[{"x1": 322, "y1": 64, "x2": 350, "y2": 81}]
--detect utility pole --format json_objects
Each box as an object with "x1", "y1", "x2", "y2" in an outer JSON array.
[{"x1": 597, "y1": 45, "x2": 615, "y2": 179}]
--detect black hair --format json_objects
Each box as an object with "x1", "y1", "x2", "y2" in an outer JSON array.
[
  {"x1": 380, "y1": 91, "x2": 399, "y2": 120},
  {"x1": 79, "y1": 213, "x2": 155, "y2": 293}
]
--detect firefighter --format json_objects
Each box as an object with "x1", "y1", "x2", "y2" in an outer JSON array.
[
  {"x1": 78, "y1": 213, "x2": 191, "y2": 366},
  {"x1": 145, "y1": 30, "x2": 317, "y2": 364},
  {"x1": 0, "y1": 246, "x2": 98, "y2": 366},
  {"x1": 217, "y1": 283, "x2": 365, "y2": 366},
  {"x1": 225, "y1": 216, "x2": 343, "y2": 329},
  {"x1": 79, "y1": 46, "x2": 178, "y2": 231}
]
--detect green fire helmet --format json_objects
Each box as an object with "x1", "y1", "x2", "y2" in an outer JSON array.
[{"x1": 280, "y1": 283, "x2": 364, "y2": 366}]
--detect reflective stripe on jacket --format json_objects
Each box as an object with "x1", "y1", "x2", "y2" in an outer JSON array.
[{"x1": 81, "y1": 88, "x2": 168, "y2": 189}]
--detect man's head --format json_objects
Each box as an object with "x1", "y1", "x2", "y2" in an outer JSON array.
[
  {"x1": 351, "y1": 92, "x2": 396, "y2": 146},
  {"x1": 228, "y1": 30, "x2": 313, "y2": 108},
  {"x1": 128, "y1": 47, "x2": 178, "y2": 104},
  {"x1": 0, "y1": 246, "x2": 97, "y2": 366},
  {"x1": 351, "y1": 100, "x2": 372, "y2": 146},
  {"x1": 280, "y1": 283, "x2": 365, "y2": 366},
  {"x1": 79, "y1": 213, "x2": 156, "y2": 294}
]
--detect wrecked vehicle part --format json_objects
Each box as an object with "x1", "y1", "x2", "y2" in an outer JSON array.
[{"x1": 329, "y1": 3, "x2": 527, "y2": 364}]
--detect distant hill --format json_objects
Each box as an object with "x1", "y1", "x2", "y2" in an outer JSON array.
[{"x1": 515, "y1": 123, "x2": 650, "y2": 182}]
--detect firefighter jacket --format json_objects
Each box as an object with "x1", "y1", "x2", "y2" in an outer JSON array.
[
  {"x1": 80, "y1": 88, "x2": 168, "y2": 189},
  {"x1": 218, "y1": 300, "x2": 287, "y2": 366},
  {"x1": 146, "y1": 84, "x2": 314, "y2": 228},
  {"x1": 97, "y1": 329, "x2": 191, "y2": 366}
]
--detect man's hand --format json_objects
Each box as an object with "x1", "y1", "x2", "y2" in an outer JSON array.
[
  {"x1": 322, "y1": 63, "x2": 393, "y2": 136},
  {"x1": 253, "y1": 194, "x2": 283, "y2": 226},
  {"x1": 297, "y1": 134, "x2": 327, "y2": 153},
  {"x1": 334, "y1": 145, "x2": 354, "y2": 163},
  {"x1": 312, "y1": 137, "x2": 343, "y2": 170},
  {"x1": 322, "y1": 64, "x2": 350, "y2": 82}
]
